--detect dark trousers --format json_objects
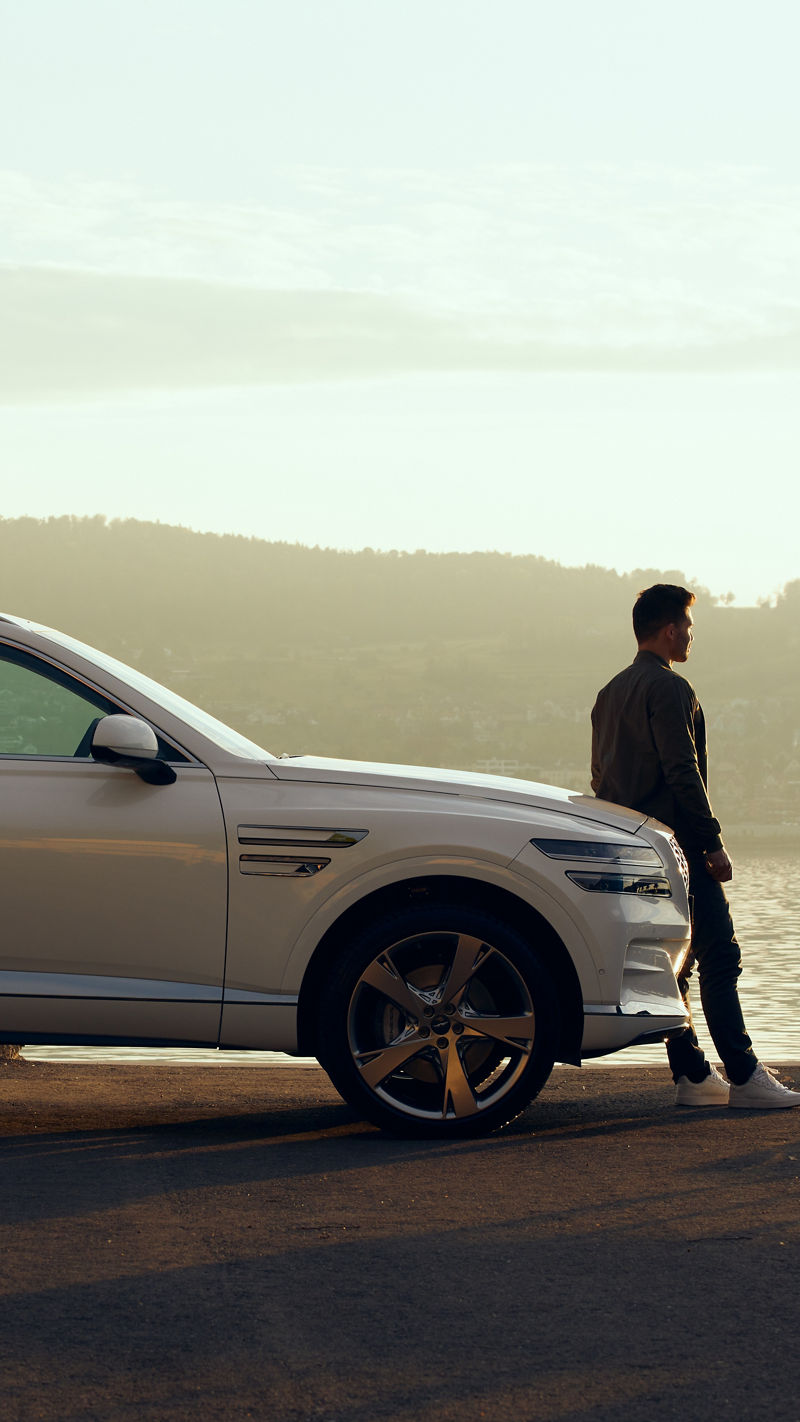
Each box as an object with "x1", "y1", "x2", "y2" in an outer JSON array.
[{"x1": 666, "y1": 851, "x2": 758, "y2": 1086}]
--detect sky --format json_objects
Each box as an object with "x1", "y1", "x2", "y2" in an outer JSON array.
[{"x1": 2, "y1": 0, "x2": 800, "y2": 603}]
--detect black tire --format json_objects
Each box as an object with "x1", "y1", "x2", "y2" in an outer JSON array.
[{"x1": 316, "y1": 903, "x2": 560, "y2": 1138}]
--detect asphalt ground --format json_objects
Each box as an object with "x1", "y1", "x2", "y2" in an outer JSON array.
[{"x1": 2, "y1": 1059, "x2": 799, "y2": 1422}]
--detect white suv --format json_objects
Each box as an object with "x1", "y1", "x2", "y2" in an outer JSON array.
[{"x1": 0, "y1": 614, "x2": 690, "y2": 1136}]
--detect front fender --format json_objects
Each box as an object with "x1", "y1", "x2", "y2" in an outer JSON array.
[{"x1": 280, "y1": 852, "x2": 603, "y2": 1001}]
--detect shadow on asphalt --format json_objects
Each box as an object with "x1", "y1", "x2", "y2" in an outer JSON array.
[
  {"x1": 3, "y1": 1064, "x2": 799, "y2": 1421},
  {"x1": 0, "y1": 1071, "x2": 698, "y2": 1229}
]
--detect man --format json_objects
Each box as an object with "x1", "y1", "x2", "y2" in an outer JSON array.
[{"x1": 591, "y1": 583, "x2": 800, "y2": 1108}]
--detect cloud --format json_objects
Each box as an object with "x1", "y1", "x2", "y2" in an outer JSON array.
[
  {"x1": 3, "y1": 162, "x2": 800, "y2": 347},
  {"x1": 4, "y1": 264, "x2": 800, "y2": 402},
  {"x1": 3, "y1": 152, "x2": 800, "y2": 400},
  {"x1": 0, "y1": 268, "x2": 481, "y2": 398}
]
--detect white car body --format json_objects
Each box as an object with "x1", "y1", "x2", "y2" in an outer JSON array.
[{"x1": 0, "y1": 614, "x2": 690, "y2": 1135}]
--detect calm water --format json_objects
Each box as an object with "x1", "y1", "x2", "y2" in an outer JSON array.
[{"x1": 22, "y1": 848, "x2": 800, "y2": 1070}]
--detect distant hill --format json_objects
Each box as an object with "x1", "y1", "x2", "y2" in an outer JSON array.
[
  {"x1": 1, "y1": 515, "x2": 799, "y2": 829},
  {"x1": 0, "y1": 512, "x2": 706, "y2": 655}
]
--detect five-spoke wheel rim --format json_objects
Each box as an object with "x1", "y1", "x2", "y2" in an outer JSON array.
[{"x1": 346, "y1": 931, "x2": 536, "y2": 1121}]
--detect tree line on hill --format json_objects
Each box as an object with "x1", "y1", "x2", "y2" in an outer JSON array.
[{"x1": 2, "y1": 515, "x2": 799, "y2": 828}]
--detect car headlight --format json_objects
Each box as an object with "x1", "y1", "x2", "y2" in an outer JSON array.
[
  {"x1": 530, "y1": 838, "x2": 672, "y2": 897},
  {"x1": 565, "y1": 871, "x2": 672, "y2": 897},
  {"x1": 530, "y1": 838, "x2": 664, "y2": 867}
]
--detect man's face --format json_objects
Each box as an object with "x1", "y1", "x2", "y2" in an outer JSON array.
[{"x1": 667, "y1": 611, "x2": 694, "y2": 662}]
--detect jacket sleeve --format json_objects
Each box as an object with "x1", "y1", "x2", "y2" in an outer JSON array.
[
  {"x1": 648, "y1": 677, "x2": 723, "y2": 852},
  {"x1": 590, "y1": 709, "x2": 602, "y2": 794}
]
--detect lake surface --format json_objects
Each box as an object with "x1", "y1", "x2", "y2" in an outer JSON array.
[{"x1": 22, "y1": 847, "x2": 799, "y2": 1071}]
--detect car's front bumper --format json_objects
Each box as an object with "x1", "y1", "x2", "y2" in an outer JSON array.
[
  {"x1": 580, "y1": 939, "x2": 688, "y2": 1056},
  {"x1": 511, "y1": 834, "x2": 691, "y2": 1059}
]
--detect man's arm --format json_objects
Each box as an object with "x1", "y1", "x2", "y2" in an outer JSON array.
[
  {"x1": 648, "y1": 676, "x2": 723, "y2": 854},
  {"x1": 590, "y1": 716, "x2": 602, "y2": 795}
]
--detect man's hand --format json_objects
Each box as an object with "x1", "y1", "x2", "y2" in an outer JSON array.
[{"x1": 705, "y1": 848, "x2": 733, "y2": 883}]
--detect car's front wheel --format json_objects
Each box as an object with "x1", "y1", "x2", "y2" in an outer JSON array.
[{"x1": 317, "y1": 904, "x2": 560, "y2": 1137}]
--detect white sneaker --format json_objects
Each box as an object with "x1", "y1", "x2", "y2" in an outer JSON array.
[
  {"x1": 729, "y1": 1062, "x2": 800, "y2": 1109},
  {"x1": 675, "y1": 1066, "x2": 729, "y2": 1106}
]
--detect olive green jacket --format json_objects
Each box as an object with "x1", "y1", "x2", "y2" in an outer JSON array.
[{"x1": 590, "y1": 649, "x2": 723, "y2": 854}]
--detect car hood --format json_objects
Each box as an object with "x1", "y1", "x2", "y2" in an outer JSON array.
[{"x1": 270, "y1": 755, "x2": 648, "y2": 834}]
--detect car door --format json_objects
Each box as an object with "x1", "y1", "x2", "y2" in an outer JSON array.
[{"x1": 0, "y1": 642, "x2": 228, "y2": 1046}]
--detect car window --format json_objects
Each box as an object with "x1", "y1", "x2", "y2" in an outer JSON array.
[
  {"x1": 26, "y1": 621, "x2": 273, "y2": 761},
  {"x1": 0, "y1": 648, "x2": 119, "y2": 757}
]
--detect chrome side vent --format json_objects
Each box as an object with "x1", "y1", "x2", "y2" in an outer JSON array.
[
  {"x1": 239, "y1": 855, "x2": 331, "y2": 877},
  {"x1": 238, "y1": 825, "x2": 368, "y2": 848}
]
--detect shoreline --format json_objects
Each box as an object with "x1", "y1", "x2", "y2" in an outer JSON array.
[{"x1": 17, "y1": 1046, "x2": 800, "y2": 1068}]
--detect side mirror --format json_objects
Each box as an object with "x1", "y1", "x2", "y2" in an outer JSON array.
[{"x1": 91, "y1": 715, "x2": 177, "y2": 785}]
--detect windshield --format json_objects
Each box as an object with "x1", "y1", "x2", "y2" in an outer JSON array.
[{"x1": 27, "y1": 619, "x2": 274, "y2": 762}]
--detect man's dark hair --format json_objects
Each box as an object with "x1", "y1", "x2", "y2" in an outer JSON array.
[{"x1": 633, "y1": 584, "x2": 695, "y2": 643}]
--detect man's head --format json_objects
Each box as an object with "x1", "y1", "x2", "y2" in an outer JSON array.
[{"x1": 633, "y1": 584, "x2": 695, "y2": 664}]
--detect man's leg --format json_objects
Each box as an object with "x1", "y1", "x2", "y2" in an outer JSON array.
[
  {"x1": 665, "y1": 948, "x2": 710, "y2": 1083},
  {"x1": 683, "y1": 853, "x2": 757, "y2": 1086}
]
